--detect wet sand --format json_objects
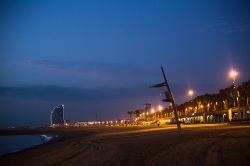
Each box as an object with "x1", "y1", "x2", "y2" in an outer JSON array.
[{"x1": 0, "y1": 124, "x2": 250, "y2": 166}]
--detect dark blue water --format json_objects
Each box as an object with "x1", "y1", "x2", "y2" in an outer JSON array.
[{"x1": 0, "y1": 135, "x2": 52, "y2": 156}]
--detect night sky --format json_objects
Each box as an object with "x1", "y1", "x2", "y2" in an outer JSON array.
[{"x1": 1, "y1": 0, "x2": 250, "y2": 128}]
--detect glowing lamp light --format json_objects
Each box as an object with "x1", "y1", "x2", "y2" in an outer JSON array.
[
  {"x1": 158, "y1": 105, "x2": 162, "y2": 111},
  {"x1": 230, "y1": 70, "x2": 238, "y2": 78},
  {"x1": 188, "y1": 90, "x2": 194, "y2": 96}
]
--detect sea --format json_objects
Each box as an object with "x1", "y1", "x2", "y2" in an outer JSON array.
[{"x1": 0, "y1": 135, "x2": 53, "y2": 156}]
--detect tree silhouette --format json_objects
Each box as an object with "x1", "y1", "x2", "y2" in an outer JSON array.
[
  {"x1": 127, "y1": 111, "x2": 134, "y2": 126},
  {"x1": 134, "y1": 110, "x2": 141, "y2": 126}
]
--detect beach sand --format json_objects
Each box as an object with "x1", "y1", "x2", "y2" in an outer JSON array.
[{"x1": 0, "y1": 124, "x2": 250, "y2": 166}]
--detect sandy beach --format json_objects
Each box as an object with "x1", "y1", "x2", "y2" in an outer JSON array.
[{"x1": 0, "y1": 123, "x2": 250, "y2": 166}]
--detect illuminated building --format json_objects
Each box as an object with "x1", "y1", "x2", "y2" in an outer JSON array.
[
  {"x1": 50, "y1": 104, "x2": 64, "y2": 127},
  {"x1": 74, "y1": 121, "x2": 101, "y2": 127}
]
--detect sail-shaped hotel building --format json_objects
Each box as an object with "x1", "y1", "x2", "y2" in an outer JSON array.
[{"x1": 50, "y1": 104, "x2": 64, "y2": 127}]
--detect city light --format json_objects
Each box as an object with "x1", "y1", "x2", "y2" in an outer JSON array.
[
  {"x1": 158, "y1": 105, "x2": 162, "y2": 119},
  {"x1": 229, "y1": 70, "x2": 238, "y2": 79},
  {"x1": 158, "y1": 105, "x2": 162, "y2": 111},
  {"x1": 188, "y1": 90, "x2": 194, "y2": 117},
  {"x1": 188, "y1": 90, "x2": 194, "y2": 97}
]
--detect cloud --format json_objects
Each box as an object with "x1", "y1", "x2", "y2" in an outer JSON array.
[
  {"x1": 0, "y1": 60, "x2": 157, "y2": 87},
  {"x1": 204, "y1": 20, "x2": 250, "y2": 33},
  {"x1": 22, "y1": 60, "x2": 153, "y2": 78},
  {"x1": 0, "y1": 85, "x2": 154, "y2": 102},
  {"x1": 201, "y1": 14, "x2": 250, "y2": 33},
  {"x1": 0, "y1": 82, "x2": 216, "y2": 105}
]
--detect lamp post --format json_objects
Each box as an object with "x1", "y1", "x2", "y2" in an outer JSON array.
[
  {"x1": 230, "y1": 70, "x2": 238, "y2": 107},
  {"x1": 158, "y1": 105, "x2": 162, "y2": 119},
  {"x1": 188, "y1": 90, "x2": 194, "y2": 111},
  {"x1": 151, "y1": 109, "x2": 155, "y2": 121},
  {"x1": 188, "y1": 90, "x2": 194, "y2": 112},
  {"x1": 229, "y1": 70, "x2": 240, "y2": 120},
  {"x1": 189, "y1": 90, "x2": 195, "y2": 123},
  {"x1": 144, "y1": 103, "x2": 151, "y2": 122}
]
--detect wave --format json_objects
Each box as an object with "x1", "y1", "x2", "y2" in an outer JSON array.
[{"x1": 40, "y1": 134, "x2": 58, "y2": 142}]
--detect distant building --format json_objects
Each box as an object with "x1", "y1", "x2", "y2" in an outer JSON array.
[
  {"x1": 74, "y1": 121, "x2": 101, "y2": 127},
  {"x1": 50, "y1": 104, "x2": 64, "y2": 127}
]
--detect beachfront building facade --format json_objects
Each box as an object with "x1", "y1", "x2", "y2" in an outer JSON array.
[
  {"x1": 50, "y1": 104, "x2": 64, "y2": 127},
  {"x1": 177, "y1": 102, "x2": 250, "y2": 124},
  {"x1": 136, "y1": 101, "x2": 250, "y2": 125},
  {"x1": 74, "y1": 121, "x2": 101, "y2": 127}
]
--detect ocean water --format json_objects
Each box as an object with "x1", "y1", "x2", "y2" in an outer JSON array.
[{"x1": 0, "y1": 135, "x2": 53, "y2": 156}]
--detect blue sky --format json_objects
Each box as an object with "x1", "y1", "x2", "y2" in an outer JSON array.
[{"x1": 0, "y1": 0, "x2": 250, "y2": 128}]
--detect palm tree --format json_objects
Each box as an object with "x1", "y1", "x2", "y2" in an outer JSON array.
[
  {"x1": 216, "y1": 92, "x2": 224, "y2": 110},
  {"x1": 199, "y1": 94, "x2": 208, "y2": 113},
  {"x1": 240, "y1": 80, "x2": 250, "y2": 107},
  {"x1": 134, "y1": 110, "x2": 141, "y2": 126},
  {"x1": 195, "y1": 95, "x2": 205, "y2": 113},
  {"x1": 219, "y1": 89, "x2": 229, "y2": 109},
  {"x1": 228, "y1": 85, "x2": 237, "y2": 107},
  {"x1": 177, "y1": 104, "x2": 185, "y2": 116},
  {"x1": 127, "y1": 111, "x2": 134, "y2": 126},
  {"x1": 204, "y1": 93, "x2": 213, "y2": 112},
  {"x1": 211, "y1": 93, "x2": 220, "y2": 111}
]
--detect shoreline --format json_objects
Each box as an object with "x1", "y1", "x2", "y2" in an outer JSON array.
[
  {"x1": 0, "y1": 124, "x2": 250, "y2": 165},
  {"x1": 0, "y1": 134, "x2": 57, "y2": 157}
]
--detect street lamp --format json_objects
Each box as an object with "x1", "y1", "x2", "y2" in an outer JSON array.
[
  {"x1": 188, "y1": 90, "x2": 194, "y2": 113},
  {"x1": 230, "y1": 70, "x2": 238, "y2": 84},
  {"x1": 188, "y1": 90, "x2": 194, "y2": 98},
  {"x1": 188, "y1": 90, "x2": 195, "y2": 123},
  {"x1": 229, "y1": 70, "x2": 240, "y2": 119},
  {"x1": 229, "y1": 70, "x2": 238, "y2": 106},
  {"x1": 151, "y1": 108, "x2": 156, "y2": 121},
  {"x1": 158, "y1": 105, "x2": 162, "y2": 119}
]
